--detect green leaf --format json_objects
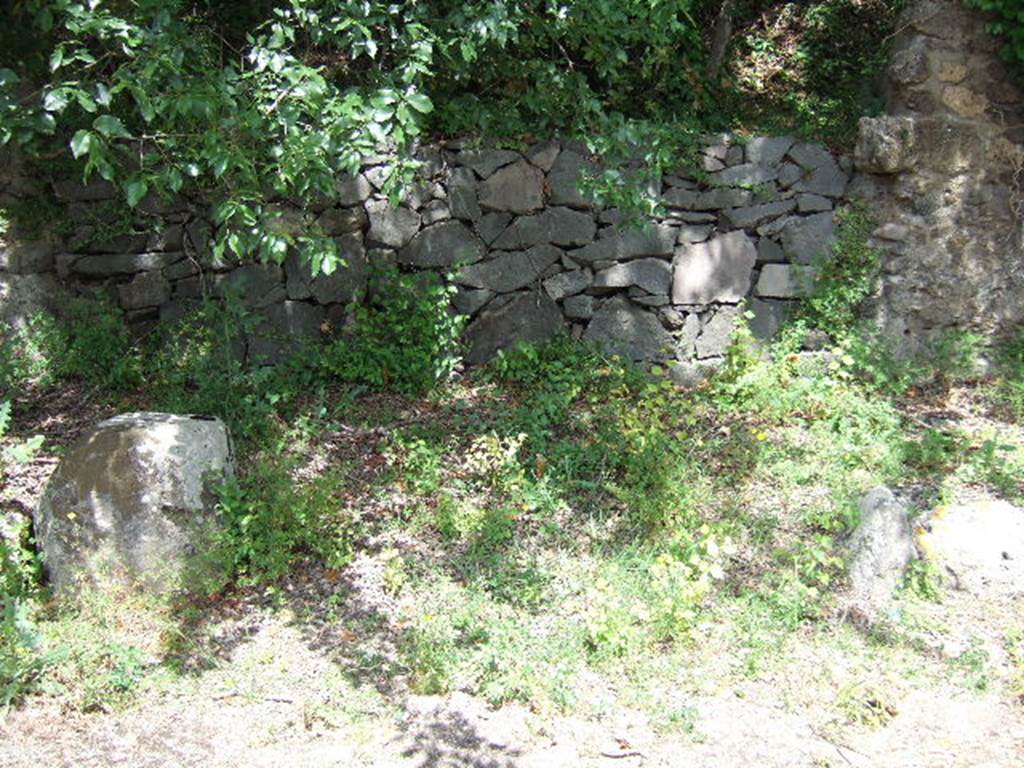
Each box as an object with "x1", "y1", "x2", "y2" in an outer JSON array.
[
  {"x1": 93, "y1": 115, "x2": 131, "y2": 139},
  {"x1": 165, "y1": 167, "x2": 183, "y2": 193},
  {"x1": 405, "y1": 91, "x2": 433, "y2": 114},
  {"x1": 49, "y1": 47, "x2": 64, "y2": 72},
  {"x1": 75, "y1": 90, "x2": 98, "y2": 113},
  {"x1": 124, "y1": 179, "x2": 149, "y2": 208},
  {"x1": 70, "y1": 130, "x2": 93, "y2": 159},
  {"x1": 42, "y1": 89, "x2": 69, "y2": 113}
]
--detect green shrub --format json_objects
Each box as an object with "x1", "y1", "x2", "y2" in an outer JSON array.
[
  {"x1": 995, "y1": 326, "x2": 1024, "y2": 421},
  {"x1": 321, "y1": 264, "x2": 464, "y2": 396},
  {"x1": 966, "y1": 1, "x2": 1024, "y2": 76},
  {"x1": 0, "y1": 314, "x2": 61, "y2": 396},
  {"x1": 145, "y1": 296, "x2": 282, "y2": 444},
  {"x1": 53, "y1": 298, "x2": 141, "y2": 392},
  {"x1": 0, "y1": 299, "x2": 140, "y2": 396},
  {"x1": 0, "y1": 400, "x2": 48, "y2": 709},
  {"x1": 789, "y1": 205, "x2": 882, "y2": 342},
  {"x1": 212, "y1": 459, "x2": 354, "y2": 586}
]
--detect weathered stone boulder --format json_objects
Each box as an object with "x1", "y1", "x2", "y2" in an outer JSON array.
[
  {"x1": 755, "y1": 264, "x2": 817, "y2": 299},
  {"x1": 780, "y1": 212, "x2": 835, "y2": 265},
  {"x1": 918, "y1": 500, "x2": 1024, "y2": 598},
  {"x1": 854, "y1": 116, "x2": 916, "y2": 174},
  {"x1": 695, "y1": 305, "x2": 741, "y2": 359},
  {"x1": 845, "y1": 487, "x2": 917, "y2": 621},
  {"x1": 492, "y1": 207, "x2": 596, "y2": 250},
  {"x1": 572, "y1": 225, "x2": 677, "y2": 263},
  {"x1": 34, "y1": 413, "x2": 234, "y2": 595},
  {"x1": 285, "y1": 234, "x2": 368, "y2": 305}
]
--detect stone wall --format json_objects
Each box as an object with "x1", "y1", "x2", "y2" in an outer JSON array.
[
  {"x1": 1, "y1": 136, "x2": 851, "y2": 377},
  {"x1": 852, "y1": 0, "x2": 1024, "y2": 345}
]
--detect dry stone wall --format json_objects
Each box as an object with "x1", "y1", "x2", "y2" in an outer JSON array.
[
  {"x1": 2, "y1": 135, "x2": 853, "y2": 374},
  {"x1": 852, "y1": 0, "x2": 1024, "y2": 345}
]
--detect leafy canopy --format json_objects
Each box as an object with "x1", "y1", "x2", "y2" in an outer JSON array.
[{"x1": 0, "y1": 0, "x2": 712, "y2": 270}]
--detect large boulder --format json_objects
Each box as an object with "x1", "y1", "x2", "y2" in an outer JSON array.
[
  {"x1": 845, "y1": 487, "x2": 917, "y2": 622},
  {"x1": 33, "y1": 413, "x2": 234, "y2": 595}
]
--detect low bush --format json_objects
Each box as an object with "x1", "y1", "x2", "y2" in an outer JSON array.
[
  {"x1": 211, "y1": 459, "x2": 354, "y2": 587},
  {"x1": 320, "y1": 264, "x2": 464, "y2": 396}
]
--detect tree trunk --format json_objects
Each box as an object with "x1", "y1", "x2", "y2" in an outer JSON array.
[{"x1": 706, "y1": 0, "x2": 738, "y2": 82}]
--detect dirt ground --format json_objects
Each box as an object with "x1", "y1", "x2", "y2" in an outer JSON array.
[
  {"x1": 2, "y1": 610, "x2": 1022, "y2": 768},
  {"x1": 3, "y1": 384, "x2": 1024, "y2": 768}
]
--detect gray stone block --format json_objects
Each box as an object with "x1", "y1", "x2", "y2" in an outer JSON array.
[
  {"x1": 421, "y1": 199, "x2": 451, "y2": 225},
  {"x1": 399, "y1": 220, "x2": 485, "y2": 268},
  {"x1": 720, "y1": 199, "x2": 796, "y2": 230},
  {"x1": 477, "y1": 212, "x2": 512, "y2": 245},
  {"x1": 710, "y1": 163, "x2": 778, "y2": 187},
  {"x1": 562, "y1": 294, "x2": 594, "y2": 319},
  {"x1": 448, "y1": 167, "x2": 482, "y2": 221},
  {"x1": 117, "y1": 271, "x2": 170, "y2": 310},
  {"x1": 544, "y1": 269, "x2": 592, "y2": 300},
  {"x1": 677, "y1": 224, "x2": 714, "y2": 244},
  {"x1": 592, "y1": 258, "x2": 672, "y2": 295},
  {"x1": 696, "y1": 305, "x2": 742, "y2": 358},
  {"x1": 748, "y1": 298, "x2": 792, "y2": 341},
  {"x1": 745, "y1": 136, "x2": 794, "y2": 166},
  {"x1": 366, "y1": 203, "x2": 421, "y2": 248},
  {"x1": 693, "y1": 187, "x2": 754, "y2": 211},
  {"x1": 457, "y1": 149, "x2": 521, "y2": 178},
  {"x1": 478, "y1": 160, "x2": 545, "y2": 214},
  {"x1": 584, "y1": 295, "x2": 673, "y2": 361},
  {"x1": 756, "y1": 237, "x2": 786, "y2": 263},
  {"x1": 548, "y1": 150, "x2": 599, "y2": 209},
  {"x1": 336, "y1": 173, "x2": 372, "y2": 206},
  {"x1": 571, "y1": 224, "x2": 677, "y2": 263},
  {"x1": 456, "y1": 244, "x2": 561, "y2": 292},
  {"x1": 285, "y1": 233, "x2": 368, "y2": 304},
  {"x1": 780, "y1": 212, "x2": 835, "y2": 264},
  {"x1": 316, "y1": 206, "x2": 367, "y2": 236},
  {"x1": 527, "y1": 140, "x2": 561, "y2": 171},
  {"x1": 672, "y1": 231, "x2": 757, "y2": 304},
  {"x1": 788, "y1": 143, "x2": 848, "y2": 197},
  {"x1": 464, "y1": 291, "x2": 563, "y2": 364},
  {"x1": 492, "y1": 207, "x2": 596, "y2": 250},
  {"x1": 756, "y1": 263, "x2": 817, "y2": 298},
  {"x1": 72, "y1": 251, "x2": 183, "y2": 277},
  {"x1": 796, "y1": 194, "x2": 832, "y2": 213},
  {"x1": 220, "y1": 263, "x2": 285, "y2": 308},
  {"x1": 452, "y1": 287, "x2": 494, "y2": 317}
]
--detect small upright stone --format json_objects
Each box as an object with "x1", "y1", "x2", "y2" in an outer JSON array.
[{"x1": 845, "y1": 488, "x2": 917, "y2": 624}]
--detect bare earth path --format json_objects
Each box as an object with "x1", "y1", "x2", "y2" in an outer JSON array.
[{"x1": 3, "y1": 604, "x2": 1022, "y2": 768}]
